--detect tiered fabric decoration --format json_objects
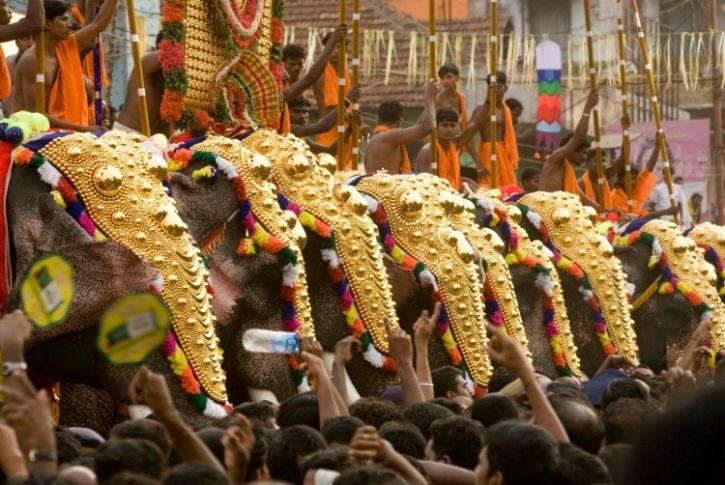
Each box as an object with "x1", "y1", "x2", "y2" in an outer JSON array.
[
  {"x1": 169, "y1": 147, "x2": 308, "y2": 390},
  {"x1": 534, "y1": 41, "x2": 562, "y2": 160},
  {"x1": 277, "y1": 193, "x2": 396, "y2": 371}
]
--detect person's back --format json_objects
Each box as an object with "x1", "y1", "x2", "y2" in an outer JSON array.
[{"x1": 115, "y1": 49, "x2": 166, "y2": 135}]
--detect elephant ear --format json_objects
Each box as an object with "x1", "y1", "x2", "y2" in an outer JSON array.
[{"x1": 208, "y1": 262, "x2": 241, "y2": 326}]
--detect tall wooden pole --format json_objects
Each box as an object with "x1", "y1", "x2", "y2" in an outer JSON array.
[
  {"x1": 351, "y1": 0, "x2": 360, "y2": 169},
  {"x1": 489, "y1": 0, "x2": 498, "y2": 188},
  {"x1": 583, "y1": 0, "x2": 606, "y2": 208},
  {"x1": 336, "y1": 0, "x2": 347, "y2": 171},
  {"x1": 127, "y1": 0, "x2": 151, "y2": 136},
  {"x1": 631, "y1": 0, "x2": 678, "y2": 223},
  {"x1": 35, "y1": 31, "x2": 45, "y2": 113},
  {"x1": 429, "y1": 0, "x2": 438, "y2": 173},
  {"x1": 616, "y1": 0, "x2": 633, "y2": 212},
  {"x1": 92, "y1": 4, "x2": 103, "y2": 125},
  {"x1": 712, "y1": 0, "x2": 724, "y2": 224}
]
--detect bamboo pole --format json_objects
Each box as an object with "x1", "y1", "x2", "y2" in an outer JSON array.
[
  {"x1": 351, "y1": 0, "x2": 360, "y2": 169},
  {"x1": 337, "y1": 0, "x2": 347, "y2": 171},
  {"x1": 583, "y1": 0, "x2": 605, "y2": 209},
  {"x1": 712, "y1": 0, "x2": 724, "y2": 224},
  {"x1": 616, "y1": 0, "x2": 633, "y2": 212},
  {"x1": 92, "y1": 3, "x2": 102, "y2": 125},
  {"x1": 429, "y1": 0, "x2": 438, "y2": 172},
  {"x1": 35, "y1": 31, "x2": 45, "y2": 113},
  {"x1": 631, "y1": 0, "x2": 678, "y2": 223},
  {"x1": 127, "y1": 0, "x2": 150, "y2": 137},
  {"x1": 489, "y1": 0, "x2": 498, "y2": 188}
]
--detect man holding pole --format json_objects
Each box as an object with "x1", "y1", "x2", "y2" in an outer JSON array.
[
  {"x1": 14, "y1": 0, "x2": 118, "y2": 131},
  {"x1": 0, "y1": 0, "x2": 44, "y2": 109}
]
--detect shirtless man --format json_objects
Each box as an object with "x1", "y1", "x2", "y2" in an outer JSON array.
[
  {"x1": 2, "y1": 36, "x2": 33, "y2": 115},
  {"x1": 364, "y1": 81, "x2": 438, "y2": 174},
  {"x1": 415, "y1": 106, "x2": 462, "y2": 189},
  {"x1": 538, "y1": 89, "x2": 599, "y2": 202},
  {"x1": 0, "y1": 0, "x2": 43, "y2": 43},
  {"x1": 115, "y1": 45, "x2": 167, "y2": 135}
]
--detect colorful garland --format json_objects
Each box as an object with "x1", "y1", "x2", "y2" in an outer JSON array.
[
  {"x1": 472, "y1": 197, "x2": 572, "y2": 375},
  {"x1": 170, "y1": 148, "x2": 309, "y2": 391},
  {"x1": 13, "y1": 135, "x2": 228, "y2": 418},
  {"x1": 517, "y1": 203, "x2": 616, "y2": 357},
  {"x1": 277, "y1": 193, "x2": 396, "y2": 371}
]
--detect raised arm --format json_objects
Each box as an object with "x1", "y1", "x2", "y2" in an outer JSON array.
[
  {"x1": 645, "y1": 136, "x2": 661, "y2": 173},
  {"x1": 549, "y1": 89, "x2": 599, "y2": 167},
  {"x1": 284, "y1": 25, "x2": 347, "y2": 101},
  {"x1": 413, "y1": 304, "x2": 440, "y2": 400},
  {"x1": 375, "y1": 81, "x2": 437, "y2": 147},
  {"x1": 0, "y1": 0, "x2": 43, "y2": 43},
  {"x1": 74, "y1": 0, "x2": 118, "y2": 52}
]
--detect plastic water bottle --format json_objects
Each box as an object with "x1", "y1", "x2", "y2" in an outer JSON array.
[{"x1": 242, "y1": 329, "x2": 298, "y2": 355}]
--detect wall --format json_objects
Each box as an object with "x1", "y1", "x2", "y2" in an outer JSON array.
[{"x1": 388, "y1": 0, "x2": 467, "y2": 21}]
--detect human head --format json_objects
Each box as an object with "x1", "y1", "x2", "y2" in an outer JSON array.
[
  {"x1": 195, "y1": 428, "x2": 225, "y2": 465},
  {"x1": 505, "y1": 98, "x2": 524, "y2": 125},
  {"x1": 438, "y1": 63, "x2": 461, "y2": 91},
  {"x1": 598, "y1": 444, "x2": 633, "y2": 485},
  {"x1": 15, "y1": 36, "x2": 35, "y2": 52},
  {"x1": 521, "y1": 168, "x2": 540, "y2": 192},
  {"x1": 349, "y1": 398, "x2": 404, "y2": 429},
  {"x1": 471, "y1": 394, "x2": 519, "y2": 429},
  {"x1": 426, "y1": 416, "x2": 484, "y2": 470},
  {"x1": 379, "y1": 421, "x2": 427, "y2": 459},
  {"x1": 0, "y1": 1, "x2": 12, "y2": 26},
  {"x1": 321, "y1": 415, "x2": 365, "y2": 446},
  {"x1": 378, "y1": 100, "x2": 404, "y2": 127},
  {"x1": 603, "y1": 398, "x2": 658, "y2": 445},
  {"x1": 475, "y1": 421, "x2": 559, "y2": 485},
  {"x1": 94, "y1": 438, "x2": 166, "y2": 482},
  {"x1": 556, "y1": 442, "x2": 613, "y2": 485},
  {"x1": 487, "y1": 366, "x2": 518, "y2": 393},
  {"x1": 58, "y1": 466, "x2": 97, "y2": 485},
  {"x1": 486, "y1": 71, "x2": 508, "y2": 99},
  {"x1": 402, "y1": 401, "x2": 454, "y2": 441},
  {"x1": 102, "y1": 472, "x2": 160, "y2": 485},
  {"x1": 110, "y1": 419, "x2": 171, "y2": 457},
  {"x1": 674, "y1": 176, "x2": 683, "y2": 185},
  {"x1": 300, "y1": 447, "x2": 353, "y2": 481},
  {"x1": 163, "y1": 463, "x2": 229, "y2": 485},
  {"x1": 288, "y1": 96, "x2": 312, "y2": 127},
  {"x1": 332, "y1": 466, "x2": 407, "y2": 485},
  {"x1": 601, "y1": 379, "x2": 649, "y2": 410},
  {"x1": 435, "y1": 107, "x2": 460, "y2": 142},
  {"x1": 44, "y1": 1, "x2": 72, "y2": 41},
  {"x1": 268, "y1": 425, "x2": 326, "y2": 483},
  {"x1": 282, "y1": 44, "x2": 306, "y2": 82},
  {"x1": 691, "y1": 193, "x2": 703, "y2": 207},
  {"x1": 234, "y1": 400, "x2": 278, "y2": 430},
  {"x1": 551, "y1": 398, "x2": 605, "y2": 455},
  {"x1": 55, "y1": 426, "x2": 83, "y2": 465},
  {"x1": 322, "y1": 31, "x2": 343, "y2": 66},
  {"x1": 432, "y1": 366, "x2": 471, "y2": 401},
  {"x1": 560, "y1": 133, "x2": 591, "y2": 166},
  {"x1": 277, "y1": 392, "x2": 320, "y2": 429}
]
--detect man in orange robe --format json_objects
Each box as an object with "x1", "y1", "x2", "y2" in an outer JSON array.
[
  {"x1": 69, "y1": 2, "x2": 109, "y2": 88},
  {"x1": 415, "y1": 107, "x2": 462, "y2": 190},
  {"x1": 15, "y1": 0, "x2": 118, "y2": 130},
  {"x1": 436, "y1": 63, "x2": 468, "y2": 128},
  {"x1": 365, "y1": 81, "x2": 438, "y2": 175},
  {"x1": 0, "y1": 0, "x2": 44, "y2": 107},
  {"x1": 611, "y1": 138, "x2": 670, "y2": 218}
]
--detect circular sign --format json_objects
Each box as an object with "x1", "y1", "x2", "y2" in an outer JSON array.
[
  {"x1": 97, "y1": 293, "x2": 170, "y2": 365},
  {"x1": 20, "y1": 254, "x2": 74, "y2": 329}
]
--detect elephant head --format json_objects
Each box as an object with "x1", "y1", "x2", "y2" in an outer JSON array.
[{"x1": 688, "y1": 222, "x2": 725, "y2": 299}]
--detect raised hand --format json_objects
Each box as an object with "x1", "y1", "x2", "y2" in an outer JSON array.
[
  {"x1": 386, "y1": 320, "x2": 413, "y2": 365},
  {"x1": 584, "y1": 89, "x2": 599, "y2": 112},
  {"x1": 334, "y1": 335, "x2": 361, "y2": 365},
  {"x1": 413, "y1": 302, "x2": 441, "y2": 347},
  {"x1": 129, "y1": 366, "x2": 175, "y2": 420},
  {"x1": 223, "y1": 415, "x2": 256, "y2": 484},
  {"x1": 485, "y1": 324, "x2": 532, "y2": 376}
]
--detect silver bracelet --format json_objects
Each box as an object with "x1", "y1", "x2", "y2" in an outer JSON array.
[
  {"x1": 420, "y1": 382, "x2": 434, "y2": 387},
  {"x1": 582, "y1": 112, "x2": 591, "y2": 118}
]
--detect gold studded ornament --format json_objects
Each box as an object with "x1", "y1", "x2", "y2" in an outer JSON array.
[
  {"x1": 39, "y1": 133, "x2": 227, "y2": 403},
  {"x1": 640, "y1": 220, "x2": 725, "y2": 352},
  {"x1": 688, "y1": 222, "x2": 725, "y2": 295},
  {"x1": 355, "y1": 172, "x2": 493, "y2": 386},
  {"x1": 519, "y1": 192, "x2": 639, "y2": 364},
  {"x1": 242, "y1": 130, "x2": 399, "y2": 355}
]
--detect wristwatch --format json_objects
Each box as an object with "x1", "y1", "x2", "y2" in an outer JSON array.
[
  {"x1": 28, "y1": 449, "x2": 56, "y2": 463},
  {"x1": 1, "y1": 361, "x2": 27, "y2": 377}
]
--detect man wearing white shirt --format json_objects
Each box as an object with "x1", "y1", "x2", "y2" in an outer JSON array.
[{"x1": 649, "y1": 171, "x2": 692, "y2": 228}]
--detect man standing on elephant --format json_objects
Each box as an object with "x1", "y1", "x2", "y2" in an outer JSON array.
[{"x1": 14, "y1": 0, "x2": 118, "y2": 131}]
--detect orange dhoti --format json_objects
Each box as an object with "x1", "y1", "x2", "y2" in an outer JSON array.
[
  {"x1": 562, "y1": 160, "x2": 579, "y2": 195},
  {"x1": 48, "y1": 35, "x2": 90, "y2": 126},
  {"x1": 436, "y1": 141, "x2": 461, "y2": 190},
  {"x1": 478, "y1": 104, "x2": 519, "y2": 187},
  {"x1": 611, "y1": 169, "x2": 657, "y2": 216},
  {"x1": 582, "y1": 170, "x2": 613, "y2": 210},
  {"x1": 317, "y1": 63, "x2": 353, "y2": 168}
]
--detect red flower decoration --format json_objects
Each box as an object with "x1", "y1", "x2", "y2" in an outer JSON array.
[
  {"x1": 162, "y1": 3, "x2": 183, "y2": 22},
  {"x1": 161, "y1": 91, "x2": 185, "y2": 122},
  {"x1": 158, "y1": 39, "x2": 185, "y2": 71}
]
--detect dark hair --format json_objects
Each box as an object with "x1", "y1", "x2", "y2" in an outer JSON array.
[
  {"x1": 379, "y1": 421, "x2": 426, "y2": 459},
  {"x1": 429, "y1": 416, "x2": 484, "y2": 470},
  {"x1": 163, "y1": 463, "x2": 228, "y2": 485},
  {"x1": 267, "y1": 425, "x2": 326, "y2": 483},
  {"x1": 110, "y1": 419, "x2": 171, "y2": 457},
  {"x1": 55, "y1": 427, "x2": 82, "y2": 465},
  {"x1": 471, "y1": 394, "x2": 518, "y2": 429},
  {"x1": 333, "y1": 466, "x2": 406, "y2": 485},
  {"x1": 195, "y1": 428, "x2": 225, "y2": 465},
  {"x1": 277, "y1": 392, "x2": 320, "y2": 429},
  {"x1": 520, "y1": 168, "x2": 540, "y2": 184},
  {"x1": 402, "y1": 402, "x2": 454, "y2": 441},
  {"x1": 321, "y1": 415, "x2": 365, "y2": 446},
  {"x1": 551, "y1": 399, "x2": 605, "y2": 455},
  {"x1": 556, "y1": 442, "x2": 613, "y2": 485},
  {"x1": 601, "y1": 379, "x2": 648, "y2": 410},
  {"x1": 438, "y1": 63, "x2": 460, "y2": 78},
  {"x1": 349, "y1": 398, "x2": 404, "y2": 429},
  {"x1": 431, "y1": 366, "x2": 463, "y2": 399},
  {"x1": 234, "y1": 401, "x2": 276, "y2": 425},
  {"x1": 488, "y1": 366, "x2": 518, "y2": 393},
  {"x1": 282, "y1": 43, "x2": 307, "y2": 61},
  {"x1": 483, "y1": 421, "x2": 559, "y2": 485},
  {"x1": 300, "y1": 447, "x2": 354, "y2": 477},
  {"x1": 102, "y1": 472, "x2": 160, "y2": 485},
  {"x1": 430, "y1": 397, "x2": 464, "y2": 414},
  {"x1": 598, "y1": 444, "x2": 633, "y2": 485},
  {"x1": 377, "y1": 101, "x2": 404, "y2": 124},
  {"x1": 486, "y1": 70, "x2": 508, "y2": 86},
  {"x1": 505, "y1": 98, "x2": 524, "y2": 111},
  {"x1": 288, "y1": 96, "x2": 312, "y2": 110},
  {"x1": 436, "y1": 107, "x2": 460, "y2": 125},
  {"x1": 603, "y1": 398, "x2": 658, "y2": 445},
  {"x1": 94, "y1": 439, "x2": 166, "y2": 483},
  {"x1": 44, "y1": 0, "x2": 69, "y2": 21},
  {"x1": 245, "y1": 419, "x2": 271, "y2": 482},
  {"x1": 560, "y1": 133, "x2": 591, "y2": 151}
]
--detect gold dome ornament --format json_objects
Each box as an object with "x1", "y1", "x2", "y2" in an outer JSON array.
[{"x1": 93, "y1": 165, "x2": 124, "y2": 197}]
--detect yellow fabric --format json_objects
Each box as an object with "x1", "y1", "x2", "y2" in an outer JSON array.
[
  {"x1": 582, "y1": 169, "x2": 613, "y2": 210},
  {"x1": 373, "y1": 124, "x2": 411, "y2": 173},
  {"x1": 48, "y1": 35, "x2": 89, "y2": 126},
  {"x1": 477, "y1": 104, "x2": 519, "y2": 187},
  {"x1": 0, "y1": 48, "x2": 11, "y2": 100},
  {"x1": 436, "y1": 140, "x2": 461, "y2": 190},
  {"x1": 318, "y1": 63, "x2": 352, "y2": 168}
]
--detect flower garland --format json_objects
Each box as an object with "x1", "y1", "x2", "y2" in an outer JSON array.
[
  {"x1": 170, "y1": 148, "x2": 309, "y2": 391},
  {"x1": 276, "y1": 193, "x2": 396, "y2": 371},
  {"x1": 216, "y1": 0, "x2": 266, "y2": 49},
  {"x1": 517, "y1": 203, "x2": 616, "y2": 356},
  {"x1": 471, "y1": 197, "x2": 572, "y2": 375},
  {"x1": 13, "y1": 135, "x2": 228, "y2": 418},
  {"x1": 702, "y1": 247, "x2": 725, "y2": 298}
]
